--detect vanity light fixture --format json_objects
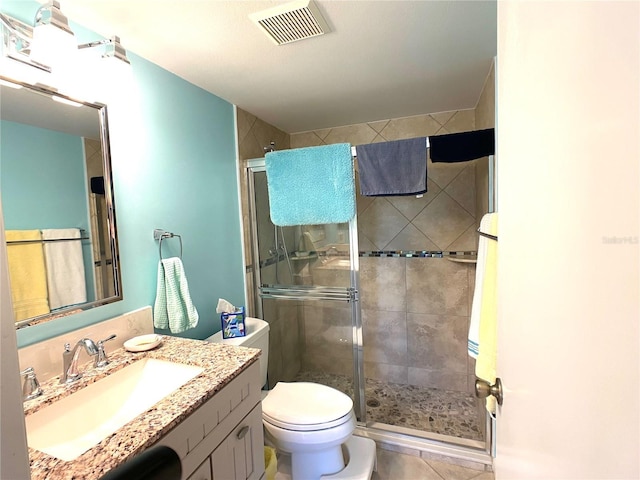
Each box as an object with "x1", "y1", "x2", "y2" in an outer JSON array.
[
  {"x1": 0, "y1": 2, "x2": 130, "y2": 82},
  {"x1": 79, "y1": 36, "x2": 131, "y2": 66},
  {"x1": 0, "y1": 12, "x2": 50, "y2": 73},
  {"x1": 30, "y1": 0, "x2": 77, "y2": 67}
]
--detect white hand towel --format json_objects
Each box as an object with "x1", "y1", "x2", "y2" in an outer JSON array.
[
  {"x1": 468, "y1": 213, "x2": 498, "y2": 414},
  {"x1": 468, "y1": 219, "x2": 487, "y2": 359},
  {"x1": 153, "y1": 257, "x2": 199, "y2": 333},
  {"x1": 41, "y1": 228, "x2": 87, "y2": 310}
]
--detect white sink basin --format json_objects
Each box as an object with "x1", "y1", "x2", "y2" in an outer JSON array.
[{"x1": 25, "y1": 358, "x2": 203, "y2": 461}]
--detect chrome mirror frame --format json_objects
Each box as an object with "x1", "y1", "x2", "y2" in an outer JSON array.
[{"x1": 0, "y1": 75, "x2": 122, "y2": 330}]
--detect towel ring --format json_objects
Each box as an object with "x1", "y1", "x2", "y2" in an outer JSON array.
[{"x1": 154, "y1": 229, "x2": 183, "y2": 260}]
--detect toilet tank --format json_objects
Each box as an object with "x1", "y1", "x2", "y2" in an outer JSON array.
[{"x1": 205, "y1": 317, "x2": 269, "y2": 388}]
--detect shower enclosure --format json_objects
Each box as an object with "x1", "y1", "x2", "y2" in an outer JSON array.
[{"x1": 246, "y1": 157, "x2": 494, "y2": 464}]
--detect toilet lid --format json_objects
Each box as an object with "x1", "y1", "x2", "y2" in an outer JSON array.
[{"x1": 262, "y1": 382, "x2": 353, "y2": 427}]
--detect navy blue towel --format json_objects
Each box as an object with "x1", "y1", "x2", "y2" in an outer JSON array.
[
  {"x1": 90, "y1": 176, "x2": 105, "y2": 195},
  {"x1": 430, "y1": 128, "x2": 495, "y2": 163},
  {"x1": 356, "y1": 137, "x2": 427, "y2": 196}
]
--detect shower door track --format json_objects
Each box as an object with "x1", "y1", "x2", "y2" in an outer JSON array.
[{"x1": 245, "y1": 158, "x2": 495, "y2": 468}]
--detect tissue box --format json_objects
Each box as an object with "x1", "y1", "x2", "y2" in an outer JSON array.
[{"x1": 221, "y1": 307, "x2": 246, "y2": 339}]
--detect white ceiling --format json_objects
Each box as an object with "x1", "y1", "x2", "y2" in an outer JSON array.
[{"x1": 55, "y1": 0, "x2": 497, "y2": 134}]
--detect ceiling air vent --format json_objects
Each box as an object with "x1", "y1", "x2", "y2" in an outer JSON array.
[{"x1": 250, "y1": 0, "x2": 330, "y2": 46}]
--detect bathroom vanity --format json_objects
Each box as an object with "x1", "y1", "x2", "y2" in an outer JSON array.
[{"x1": 23, "y1": 336, "x2": 265, "y2": 480}]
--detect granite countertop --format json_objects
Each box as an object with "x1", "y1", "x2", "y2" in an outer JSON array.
[{"x1": 24, "y1": 336, "x2": 261, "y2": 480}]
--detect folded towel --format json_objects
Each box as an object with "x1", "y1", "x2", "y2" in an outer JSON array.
[
  {"x1": 265, "y1": 143, "x2": 355, "y2": 226},
  {"x1": 430, "y1": 128, "x2": 495, "y2": 163},
  {"x1": 355, "y1": 137, "x2": 427, "y2": 196},
  {"x1": 153, "y1": 257, "x2": 199, "y2": 333},
  {"x1": 5, "y1": 230, "x2": 50, "y2": 321},
  {"x1": 468, "y1": 213, "x2": 498, "y2": 414},
  {"x1": 90, "y1": 176, "x2": 105, "y2": 195},
  {"x1": 41, "y1": 228, "x2": 87, "y2": 310},
  {"x1": 468, "y1": 218, "x2": 488, "y2": 360}
]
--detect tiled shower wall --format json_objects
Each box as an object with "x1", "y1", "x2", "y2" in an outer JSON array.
[
  {"x1": 290, "y1": 110, "x2": 482, "y2": 393},
  {"x1": 236, "y1": 106, "x2": 291, "y2": 310}
]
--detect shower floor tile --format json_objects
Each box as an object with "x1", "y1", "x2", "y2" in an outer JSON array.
[{"x1": 292, "y1": 371, "x2": 483, "y2": 441}]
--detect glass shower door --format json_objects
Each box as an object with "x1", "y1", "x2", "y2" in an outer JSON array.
[{"x1": 247, "y1": 162, "x2": 365, "y2": 421}]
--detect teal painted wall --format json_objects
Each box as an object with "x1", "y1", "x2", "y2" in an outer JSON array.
[
  {"x1": 0, "y1": 120, "x2": 96, "y2": 301},
  {"x1": 0, "y1": 121, "x2": 88, "y2": 230},
  {"x1": 1, "y1": 2, "x2": 245, "y2": 347}
]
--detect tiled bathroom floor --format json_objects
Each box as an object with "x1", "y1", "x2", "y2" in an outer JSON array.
[
  {"x1": 372, "y1": 447, "x2": 494, "y2": 480},
  {"x1": 293, "y1": 371, "x2": 483, "y2": 441}
]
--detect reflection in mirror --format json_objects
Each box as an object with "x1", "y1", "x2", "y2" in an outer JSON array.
[{"x1": 0, "y1": 76, "x2": 122, "y2": 329}]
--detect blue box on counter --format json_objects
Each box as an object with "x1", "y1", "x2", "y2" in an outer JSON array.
[{"x1": 221, "y1": 307, "x2": 246, "y2": 339}]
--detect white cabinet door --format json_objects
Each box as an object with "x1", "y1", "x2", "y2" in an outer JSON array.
[
  {"x1": 211, "y1": 404, "x2": 264, "y2": 480},
  {"x1": 188, "y1": 459, "x2": 212, "y2": 480}
]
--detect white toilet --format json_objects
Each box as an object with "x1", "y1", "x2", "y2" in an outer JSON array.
[{"x1": 206, "y1": 317, "x2": 376, "y2": 480}]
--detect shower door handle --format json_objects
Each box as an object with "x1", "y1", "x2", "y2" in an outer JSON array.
[{"x1": 475, "y1": 377, "x2": 503, "y2": 406}]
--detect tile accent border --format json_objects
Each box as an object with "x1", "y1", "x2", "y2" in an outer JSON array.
[{"x1": 259, "y1": 250, "x2": 477, "y2": 269}]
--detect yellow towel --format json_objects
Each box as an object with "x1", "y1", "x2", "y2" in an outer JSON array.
[
  {"x1": 475, "y1": 213, "x2": 498, "y2": 413},
  {"x1": 5, "y1": 230, "x2": 50, "y2": 321}
]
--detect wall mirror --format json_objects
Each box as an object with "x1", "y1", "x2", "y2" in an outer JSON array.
[{"x1": 0, "y1": 75, "x2": 122, "y2": 329}]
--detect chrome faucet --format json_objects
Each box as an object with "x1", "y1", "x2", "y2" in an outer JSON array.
[
  {"x1": 95, "y1": 334, "x2": 117, "y2": 368},
  {"x1": 61, "y1": 338, "x2": 99, "y2": 384},
  {"x1": 20, "y1": 367, "x2": 42, "y2": 401},
  {"x1": 321, "y1": 245, "x2": 340, "y2": 264}
]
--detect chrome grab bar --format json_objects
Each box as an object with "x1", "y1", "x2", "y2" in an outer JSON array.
[{"x1": 259, "y1": 285, "x2": 357, "y2": 303}]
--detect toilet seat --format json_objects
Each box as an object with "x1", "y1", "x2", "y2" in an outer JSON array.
[
  {"x1": 263, "y1": 411, "x2": 354, "y2": 431},
  {"x1": 262, "y1": 382, "x2": 353, "y2": 430}
]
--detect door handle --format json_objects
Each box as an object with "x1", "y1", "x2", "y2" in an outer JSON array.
[{"x1": 475, "y1": 377, "x2": 503, "y2": 406}]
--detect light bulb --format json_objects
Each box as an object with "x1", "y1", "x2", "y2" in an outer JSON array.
[{"x1": 30, "y1": 23, "x2": 78, "y2": 70}]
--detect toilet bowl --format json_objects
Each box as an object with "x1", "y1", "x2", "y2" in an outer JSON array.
[
  {"x1": 206, "y1": 317, "x2": 375, "y2": 480},
  {"x1": 262, "y1": 382, "x2": 356, "y2": 479}
]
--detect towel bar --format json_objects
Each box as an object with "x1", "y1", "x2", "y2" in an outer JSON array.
[
  {"x1": 350, "y1": 137, "x2": 430, "y2": 157},
  {"x1": 153, "y1": 229, "x2": 183, "y2": 260},
  {"x1": 477, "y1": 228, "x2": 498, "y2": 242},
  {"x1": 6, "y1": 228, "x2": 89, "y2": 245}
]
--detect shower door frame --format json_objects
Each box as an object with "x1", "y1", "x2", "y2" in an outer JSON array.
[
  {"x1": 246, "y1": 160, "x2": 367, "y2": 423},
  {"x1": 245, "y1": 157, "x2": 496, "y2": 468}
]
